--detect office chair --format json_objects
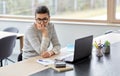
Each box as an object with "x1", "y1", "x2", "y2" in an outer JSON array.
[
  {"x1": 3, "y1": 27, "x2": 23, "y2": 62},
  {"x1": 0, "y1": 35, "x2": 17, "y2": 66},
  {"x1": 3, "y1": 27, "x2": 19, "y2": 33},
  {"x1": 3, "y1": 27, "x2": 19, "y2": 63},
  {"x1": 17, "y1": 52, "x2": 22, "y2": 61}
]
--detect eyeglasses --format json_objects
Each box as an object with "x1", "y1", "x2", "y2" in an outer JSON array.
[{"x1": 35, "y1": 18, "x2": 48, "y2": 24}]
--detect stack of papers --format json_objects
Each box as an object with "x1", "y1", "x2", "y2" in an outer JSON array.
[{"x1": 37, "y1": 59, "x2": 54, "y2": 66}]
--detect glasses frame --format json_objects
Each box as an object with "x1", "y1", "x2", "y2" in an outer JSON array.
[{"x1": 35, "y1": 17, "x2": 49, "y2": 24}]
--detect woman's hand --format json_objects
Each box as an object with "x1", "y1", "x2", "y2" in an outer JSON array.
[
  {"x1": 41, "y1": 51, "x2": 55, "y2": 58},
  {"x1": 35, "y1": 23, "x2": 48, "y2": 37},
  {"x1": 35, "y1": 23, "x2": 46, "y2": 31}
]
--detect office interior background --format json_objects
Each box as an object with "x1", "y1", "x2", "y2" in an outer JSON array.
[{"x1": 0, "y1": 0, "x2": 120, "y2": 54}]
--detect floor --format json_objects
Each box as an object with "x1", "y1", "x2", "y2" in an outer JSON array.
[{"x1": 2, "y1": 54, "x2": 19, "y2": 66}]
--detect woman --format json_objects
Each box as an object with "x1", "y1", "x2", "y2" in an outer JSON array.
[{"x1": 22, "y1": 5, "x2": 61, "y2": 59}]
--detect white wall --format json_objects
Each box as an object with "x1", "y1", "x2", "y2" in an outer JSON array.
[
  {"x1": 54, "y1": 23, "x2": 120, "y2": 47},
  {"x1": 0, "y1": 20, "x2": 120, "y2": 54}
]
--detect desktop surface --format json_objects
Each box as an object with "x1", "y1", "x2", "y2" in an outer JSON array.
[
  {"x1": 0, "y1": 33, "x2": 120, "y2": 76},
  {"x1": 30, "y1": 68, "x2": 67, "y2": 76},
  {"x1": 30, "y1": 42, "x2": 120, "y2": 76}
]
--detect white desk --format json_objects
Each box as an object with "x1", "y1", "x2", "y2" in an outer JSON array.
[
  {"x1": 94, "y1": 33, "x2": 120, "y2": 44},
  {"x1": 1, "y1": 33, "x2": 120, "y2": 76},
  {"x1": 0, "y1": 31, "x2": 24, "y2": 52},
  {"x1": 0, "y1": 51, "x2": 71, "y2": 76}
]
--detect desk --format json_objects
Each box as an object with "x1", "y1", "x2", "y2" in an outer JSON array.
[
  {"x1": 0, "y1": 33, "x2": 120, "y2": 76},
  {"x1": 0, "y1": 51, "x2": 71, "y2": 76},
  {"x1": 0, "y1": 31, "x2": 24, "y2": 52},
  {"x1": 94, "y1": 33, "x2": 120, "y2": 44}
]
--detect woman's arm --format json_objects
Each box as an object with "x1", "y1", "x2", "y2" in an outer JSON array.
[{"x1": 50, "y1": 24, "x2": 61, "y2": 54}]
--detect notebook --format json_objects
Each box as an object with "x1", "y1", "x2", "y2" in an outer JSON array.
[{"x1": 64, "y1": 35, "x2": 93, "y2": 63}]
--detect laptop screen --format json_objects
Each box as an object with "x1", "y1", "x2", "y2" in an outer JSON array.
[{"x1": 73, "y1": 35, "x2": 93, "y2": 62}]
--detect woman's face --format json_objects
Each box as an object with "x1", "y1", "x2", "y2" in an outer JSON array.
[{"x1": 35, "y1": 13, "x2": 50, "y2": 29}]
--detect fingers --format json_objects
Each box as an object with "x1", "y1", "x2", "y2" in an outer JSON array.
[
  {"x1": 38, "y1": 24, "x2": 45, "y2": 30},
  {"x1": 35, "y1": 22, "x2": 46, "y2": 30},
  {"x1": 41, "y1": 51, "x2": 51, "y2": 58}
]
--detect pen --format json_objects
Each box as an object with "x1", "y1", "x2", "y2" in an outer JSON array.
[
  {"x1": 39, "y1": 59, "x2": 48, "y2": 62},
  {"x1": 94, "y1": 41, "x2": 98, "y2": 48},
  {"x1": 94, "y1": 43, "x2": 98, "y2": 49}
]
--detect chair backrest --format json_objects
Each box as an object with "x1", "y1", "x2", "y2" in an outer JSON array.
[
  {"x1": 3, "y1": 27, "x2": 19, "y2": 49},
  {"x1": 0, "y1": 35, "x2": 17, "y2": 60},
  {"x1": 3, "y1": 27, "x2": 19, "y2": 33}
]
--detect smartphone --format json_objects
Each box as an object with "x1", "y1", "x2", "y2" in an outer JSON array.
[{"x1": 54, "y1": 59, "x2": 66, "y2": 68}]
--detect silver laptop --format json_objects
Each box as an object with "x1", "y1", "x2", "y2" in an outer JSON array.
[{"x1": 64, "y1": 35, "x2": 93, "y2": 63}]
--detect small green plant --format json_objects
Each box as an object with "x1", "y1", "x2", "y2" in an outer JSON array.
[{"x1": 104, "y1": 40, "x2": 110, "y2": 47}]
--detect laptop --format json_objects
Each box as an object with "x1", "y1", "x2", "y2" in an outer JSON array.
[{"x1": 64, "y1": 35, "x2": 93, "y2": 63}]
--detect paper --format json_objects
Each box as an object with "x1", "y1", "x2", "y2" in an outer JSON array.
[
  {"x1": 56, "y1": 53, "x2": 73, "y2": 60},
  {"x1": 37, "y1": 59, "x2": 54, "y2": 66}
]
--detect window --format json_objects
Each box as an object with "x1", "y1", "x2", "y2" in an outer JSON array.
[
  {"x1": 116, "y1": 0, "x2": 120, "y2": 19},
  {"x1": 0, "y1": 0, "x2": 33, "y2": 15},
  {"x1": 0, "y1": 0, "x2": 119, "y2": 24}
]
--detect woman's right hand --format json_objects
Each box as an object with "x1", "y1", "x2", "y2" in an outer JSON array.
[{"x1": 35, "y1": 22, "x2": 48, "y2": 37}]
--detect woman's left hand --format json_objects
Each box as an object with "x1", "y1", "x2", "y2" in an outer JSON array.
[
  {"x1": 41, "y1": 51, "x2": 55, "y2": 58},
  {"x1": 41, "y1": 51, "x2": 51, "y2": 58}
]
